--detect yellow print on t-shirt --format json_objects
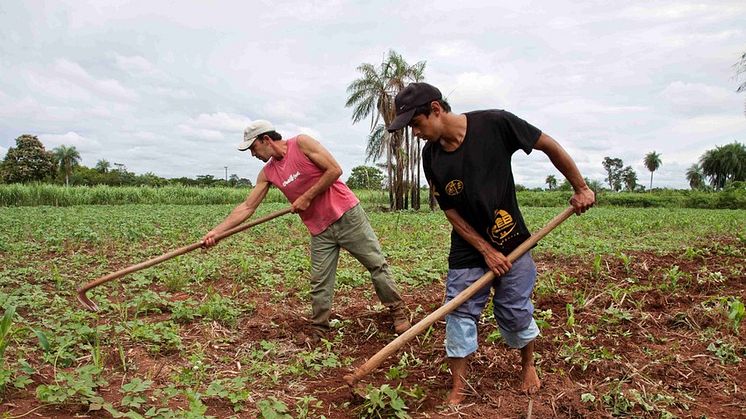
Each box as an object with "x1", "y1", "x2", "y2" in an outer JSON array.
[
  {"x1": 445, "y1": 180, "x2": 464, "y2": 196},
  {"x1": 488, "y1": 209, "x2": 515, "y2": 245}
]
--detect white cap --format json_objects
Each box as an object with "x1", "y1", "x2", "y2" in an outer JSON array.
[{"x1": 238, "y1": 120, "x2": 274, "y2": 151}]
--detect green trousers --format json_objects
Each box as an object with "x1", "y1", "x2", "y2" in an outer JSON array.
[{"x1": 309, "y1": 204, "x2": 403, "y2": 330}]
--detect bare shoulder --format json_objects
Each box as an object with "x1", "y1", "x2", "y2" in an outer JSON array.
[{"x1": 296, "y1": 134, "x2": 324, "y2": 152}]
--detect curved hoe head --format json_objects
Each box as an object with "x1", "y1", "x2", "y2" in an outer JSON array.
[{"x1": 77, "y1": 288, "x2": 99, "y2": 312}]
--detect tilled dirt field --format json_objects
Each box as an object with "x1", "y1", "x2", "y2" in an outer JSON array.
[{"x1": 1, "y1": 239, "x2": 744, "y2": 418}]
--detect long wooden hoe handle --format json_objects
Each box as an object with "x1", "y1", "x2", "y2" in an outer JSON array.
[
  {"x1": 76, "y1": 207, "x2": 293, "y2": 312},
  {"x1": 343, "y1": 206, "x2": 576, "y2": 387}
]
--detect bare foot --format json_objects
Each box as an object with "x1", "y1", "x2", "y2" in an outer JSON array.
[
  {"x1": 520, "y1": 365, "x2": 541, "y2": 394},
  {"x1": 446, "y1": 386, "x2": 466, "y2": 405}
]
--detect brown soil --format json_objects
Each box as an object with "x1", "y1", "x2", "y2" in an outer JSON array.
[{"x1": 2, "y1": 240, "x2": 744, "y2": 418}]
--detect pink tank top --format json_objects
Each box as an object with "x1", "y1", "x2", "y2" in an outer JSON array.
[{"x1": 263, "y1": 137, "x2": 359, "y2": 235}]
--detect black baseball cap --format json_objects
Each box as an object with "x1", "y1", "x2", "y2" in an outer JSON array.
[{"x1": 387, "y1": 82, "x2": 443, "y2": 132}]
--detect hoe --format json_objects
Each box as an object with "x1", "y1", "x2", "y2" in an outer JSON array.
[
  {"x1": 77, "y1": 207, "x2": 292, "y2": 312},
  {"x1": 344, "y1": 206, "x2": 576, "y2": 388}
]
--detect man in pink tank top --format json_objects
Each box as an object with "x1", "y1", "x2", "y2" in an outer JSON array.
[{"x1": 202, "y1": 120, "x2": 411, "y2": 342}]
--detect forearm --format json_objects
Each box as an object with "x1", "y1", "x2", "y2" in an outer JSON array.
[
  {"x1": 212, "y1": 203, "x2": 255, "y2": 234},
  {"x1": 444, "y1": 209, "x2": 494, "y2": 256},
  {"x1": 299, "y1": 167, "x2": 342, "y2": 202}
]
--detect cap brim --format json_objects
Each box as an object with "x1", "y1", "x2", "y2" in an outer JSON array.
[
  {"x1": 387, "y1": 108, "x2": 415, "y2": 132},
  {"x1": 237, "y1": 138, "x2": 255, "y2": 151}
]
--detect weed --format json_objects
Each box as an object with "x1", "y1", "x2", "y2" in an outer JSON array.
[
  {"x1": 697, "y1": 270, "x2": 727, "y2": 285},
  {"x1": 566, "y1": 303, "x2": 575, "y2": 327},
  {"x1": 175, "y1": 348, "x2": 208, "y2": 388}
]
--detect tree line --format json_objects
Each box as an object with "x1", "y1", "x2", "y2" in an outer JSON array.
[
  {"x1": 585, "y1": 145, "x2": 745, "y2": 193},
  {"x1": 0, "y1": 135, "x2": 253, "y2": 188}
]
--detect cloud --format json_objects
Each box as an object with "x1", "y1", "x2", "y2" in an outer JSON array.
[
  {"x1": 186, "y1": 112, "x2": 251, "y2": 132},
  {"x1": 113, "y1": 54, "x2": 158, "y2": 76},
  {"x1": 38, "y1": 131, "x2": 100, "y2": 152},
  {"x1": 447, "y1": 72, "x2": 510, "y2": 108},
  {"x1": 53, "y1": 59, "x2": 138, "y2": 102},
  {"x1": 661, "y1": 81, "x2": 739, "y2": 116}
]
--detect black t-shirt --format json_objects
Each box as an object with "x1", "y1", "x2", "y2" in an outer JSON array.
[{"x1": 423, "y1": 110, "x2": 542, "y2": 269}]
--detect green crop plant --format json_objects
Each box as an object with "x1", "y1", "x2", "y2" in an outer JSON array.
[
  {"x1": 36, "y1": 364, "x2": 107, "y2": 408},
  {"x1": 205, "y1": 376, "x2": 251, "y2": 412},
  {"x1": 386, "y1": 351, "x2": 422, "y2": 380},
  {"x1": 726, "y1": 297, "x2": 744, "y2": 334},
  {"x1": 257, "y1": 396, "x2": 293, "y2": 418},
  {"x1": 175, "y1": 347, "x2": 208, "y2": 388},
  {"x1": 601, "y1": 380, "x2": 634, "y2": 416},
  {"x1": 292, "y1": 395, "x2": 322, "y2": 419},
  {"x1": 0, "y1": 305, "x2": 49, "y2": 395},
  {"x1": 660, "y1": 265, "x2": 688, "y2": 293},
  {"x1": 119, "y1": 377, "x2": 152, "y2": 409},
  {"x1": 707, "y1": 340, "x2": 741, "y2": 364},
  {"x1": 618, "y1": 253, "x2": 632, "y2": 273},
  {"x1": 356, "y1": 384, "x2": 410, "y2": 419},
  {"x1": 591, "y1": 254, "x2": 603, "y2": 278},
  {"x1": 602, "y1": 306, "x2": 633, "y2": 325},
  {"x1": 290, "y1": 347, "x2": 343, "y2": 376},
  {"x1": 534, "y1": 308, "x2": 553, "y2": 330},
  {"x1": 197, "y1": 291, "x2": 246, "y2": 327},
  {"x1": 566, "y1": 303, "x2": 576, "y2": 327},
  {"x1": 535, "y1": 272, "x2": 559, "y2": 297},
  {"x1": 126, "y1": 320, "x2": 182, "y2": 354}
]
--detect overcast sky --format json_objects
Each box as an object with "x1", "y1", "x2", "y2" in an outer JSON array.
[{"x1": 1, "y1": 1, "x2": 744, "y2": 189}]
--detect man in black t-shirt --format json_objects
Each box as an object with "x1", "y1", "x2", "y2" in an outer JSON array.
[{"x1": 388, "y1": 82, "x2": 595, "y2": 405}]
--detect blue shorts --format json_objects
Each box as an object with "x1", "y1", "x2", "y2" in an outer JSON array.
[{"x1": 444, "y1": 252, "x2": 540, "y2": 357}]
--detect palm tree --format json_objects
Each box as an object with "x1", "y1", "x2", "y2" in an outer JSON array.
[
  {"x1": 346, "y1": 50, "x2": 425, "y2": 210},
  {"x1": 545, "y1": 175, "x2": 557, "y2": 190},
  {"x1": 685, "y1": 164, "x2": 705, "y2": 190},
  {"x1": 699, "y1": 142, "x2": 746, "y2": 189},
  {"x1": 643, "y1": 151, "x2": 662, "y2": 191},
  {"x1": 95, "y1": 159, "x2": 110, "y2": 174},
  {"x1": 52, "y1": 145, "x2": 81, "y2": 186}
]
